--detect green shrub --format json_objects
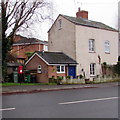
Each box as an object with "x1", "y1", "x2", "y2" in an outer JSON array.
[
  {"x1": 49, "y1": 77, "x2": 58, "y2": 84},
  {"x1": 66, "y1": 76, "x2": 70, "y2": 79},
  {"x1": 25, "y1": 52, "x2": 34, "y2": 58},
  {"x1": 57, "y1": 76, "x2": 63, "y2": 80},
  {"x1": 79, "y1": 74, "x2": 83, "y2": 79},
  {"x1": 114, "y1": 62, "x2": 120, "y2": 76},
  {"x1": 103, "y1": 62, "x2": 107, "y2": 66},
  {"x1": 85, "y1": 79, "x2": 90, "y2": 84}
]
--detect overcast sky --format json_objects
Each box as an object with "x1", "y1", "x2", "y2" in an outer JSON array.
[{"x1": 19, "y1": 0, "x2": 120, "y2": 40}]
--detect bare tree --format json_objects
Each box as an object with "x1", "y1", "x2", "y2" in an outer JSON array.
[
  {"x1": 3, "y1": 0, "x2": 52, "y2": 39},
  {"x1": 1, "y1": 0, "x2": 52, "y2": 80}
]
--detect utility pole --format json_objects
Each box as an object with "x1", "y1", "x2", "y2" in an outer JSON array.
[
  {"x1": 118, "y1": 1, "x2": 120, "y2": 30},
  {"x1": 118, "y1": 1, "x2": 120, "y2": 57},
  {"x1": 0, "y1": 1, "x2": 2, "y2": 83}
]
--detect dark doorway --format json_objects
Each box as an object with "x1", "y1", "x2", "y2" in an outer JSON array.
[{"x1": 68, "y1": 66, "x2": 76, "y2": 78}]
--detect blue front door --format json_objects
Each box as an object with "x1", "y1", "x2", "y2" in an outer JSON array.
[{"x1": 68, "y1": 66, "x2": 76, "y2": 78}]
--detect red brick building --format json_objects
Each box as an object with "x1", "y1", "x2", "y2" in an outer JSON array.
[
  {"x1": 25, "y1": 51, "x2": 77, "y2": 83},
  {"x1": 11, "y1": 35, "x2": 48, "y2": 63}
]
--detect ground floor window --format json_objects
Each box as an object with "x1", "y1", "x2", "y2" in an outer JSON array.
[
  {"x1": 90, "y1": 63, "x2": 96, "y2": 76},
  {"x1": 57, "y1": 65, "x2": 65, "y2": 73}
]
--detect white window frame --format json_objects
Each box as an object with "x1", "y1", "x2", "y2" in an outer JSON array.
[
  {"x1": 105, "y1": 41, "x2": 110, "y2": 53},
  {"x1": 89, "y1": 39, "x2": 95, "y2": 52},
  {"x1": 44, "y1": 45, "x2": 48, "y2": 51},
  {"x1": 58, "y1": 19, "x2": 62, "y2": 30},
  {"x1": 37, "y1": 65, "x2": 42, "y2": 73},
  {"x1": 57, "y1": 65, "x2": 65, "y2": 73},
  {"x1": 90, "y1": 63, "x2": 96, "y2": 76}
]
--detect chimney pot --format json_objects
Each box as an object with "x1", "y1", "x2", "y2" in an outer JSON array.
[{"x1": 76, "y1": 8, "x2": 88, "y2": 19}]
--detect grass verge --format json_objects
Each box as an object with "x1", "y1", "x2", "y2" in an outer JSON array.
[{"x1": 1, "y1": 82, "x2": 57, "y2": 87}]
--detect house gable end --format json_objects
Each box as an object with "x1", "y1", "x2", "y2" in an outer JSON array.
[
  {"x1": 25, "y1": 52, "x2": 49, "y2": 65},
  {"x1": 48, "y1": 14, "x2": 75, "y2": 33}
]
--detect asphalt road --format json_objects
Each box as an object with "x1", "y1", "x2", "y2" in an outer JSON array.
[{"x1": 2, "y1": 86, "x2": 118, "y2": 118}]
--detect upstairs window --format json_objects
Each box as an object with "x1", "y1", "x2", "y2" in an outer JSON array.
[
  {"x1": 105, "y1": 41, "x2": 110, "y2": 53},
  {"x1": 38, "y1": 65, "x2": 42, "y2": 73},
  {"x1": 57, "y1": 65, "x2": 65, "y2": 73},
  {"x1": 44, "y1": 45, "x2": 48, "y2": 51},
  {"x1": 58, "y1": 19, "x2": 62, "y2": 30},
  {"x1": 89, "y1": 39, "x2": 95, "y2": 52}
]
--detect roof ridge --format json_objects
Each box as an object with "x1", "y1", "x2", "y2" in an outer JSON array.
[
  {"x1": 36, "y1": 51, "x2": 63, "y2": 53},
  {"x1": 62, "y1": 52, "x2": 77, "y2": 62},
  {"x1": 15, "y1": 34, "x2": 47, "y2": 42},
  {"x1": 61, "y1": 14, "x2": 118, "y2": 32}
]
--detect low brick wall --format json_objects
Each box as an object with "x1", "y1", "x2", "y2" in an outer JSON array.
[
  {"x1": 61, "y1": 76, "x2": 120, "y2": 84},
  {"x1": 93, "y1": 76, "x2": 120, "y2": 83},
  {"x1": 61, "y1": 77, "x2": 85, "y2": 84}
]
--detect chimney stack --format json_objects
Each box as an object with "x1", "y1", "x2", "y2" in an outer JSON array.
[{"x1": 76, "y1": 7, "x2": 88, "y2": 19}]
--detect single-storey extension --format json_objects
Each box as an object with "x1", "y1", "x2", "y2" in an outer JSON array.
[{"x1": 25, "y1": 51, "x2": 77, "y2": 83}]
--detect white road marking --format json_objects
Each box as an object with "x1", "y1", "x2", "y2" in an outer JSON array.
[
  {"x1": 59, "y1": 97, "x2": 119, "y2": 105},
  {"x1": 0, "y1": 107, "x2": 15, "y2": 111}
]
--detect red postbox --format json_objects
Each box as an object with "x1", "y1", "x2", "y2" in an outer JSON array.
[{"x1": 18, "y1": 66, "x2": 23, "y2": 74}]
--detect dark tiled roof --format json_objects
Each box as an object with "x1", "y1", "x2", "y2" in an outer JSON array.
[
  {"x1": 7, "y1": 62, "x2": 22, "y2": 67},
  {"x1": 61, "y1": 14, "x2": 118, "y2": 32},
  {"x1": 36, "y1": 51, "x2": 77, "y2": 64},
  {"x1": 14, "y1": 38, "x2": 39, "y2": 44},
  {"x1": 13, "y1": 35, "x2": 48, "y2": 45}
]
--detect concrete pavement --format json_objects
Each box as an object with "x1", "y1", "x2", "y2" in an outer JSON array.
[{"x1": 1, "y1": 82, "x2": 119, "y2": 95}]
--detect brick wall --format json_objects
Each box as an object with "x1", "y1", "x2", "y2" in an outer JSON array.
[
  {"x1": 26, "y1": 54, "x2": 68, "y2": 83},
  {"x1": 48, "y1": 66, "x2": 67, "y2": 79},
  {"x1": 26, "y1": 55, "x2": 49, "y2": 83},
  {"x1": 12, "y1": 35, "x2": 47, "y2": 59},
  {"x1": 12, "y1": 44, "x2": 44, "y2": 58},
  {"x1": 13, "y1": 35, "x2": 21, "y2": 42}
]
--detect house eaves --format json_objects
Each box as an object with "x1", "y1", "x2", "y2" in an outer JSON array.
[
  {"x1": 25, "y1": 52, "x2": 49, "y2": 65},
  {"x1": 48, "y1": 15, "x2": 61, "y2": 33},
  {"x1": 48, "y1": 14, "x2": 118, "y2": 33},
  {"x1": 13, "y1": 41, "x2": 48, "y2": 46}
]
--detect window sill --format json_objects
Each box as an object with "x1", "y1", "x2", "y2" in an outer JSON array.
[
  {"x1": 58, "y1": 27, "x2": 62, "y2": 30},
  {"x1": 89, "y1": 51, "x2": 96, "y2": 53},
  {"x1": 105, "y1": 52, "x2": 110, "y2": 54},
  {"x1": 57, "y1": 72, "x2": 65, "y2": 74},
  {"x1": 37, "y1": 72, "x2": 41, "y2": 74},
  {"x1": 90, "y1": 75, "x2": 96, "y2": 77}
]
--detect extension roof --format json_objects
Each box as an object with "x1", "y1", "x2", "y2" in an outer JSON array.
[
  {"x1": 26, "y1": 51, "x2": 77, "y2": 65},
  {"x1": 7, "y1": 62, "x2": 22, "y2": 67}
]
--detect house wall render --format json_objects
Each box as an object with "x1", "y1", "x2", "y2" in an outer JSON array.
[{"x1": 48, "y1": 13, "x2": 118, "y2": 80}]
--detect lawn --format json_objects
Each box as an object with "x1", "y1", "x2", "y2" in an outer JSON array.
[{"x1": 1, "y1": 82, "x2": 57, "y2": 87}]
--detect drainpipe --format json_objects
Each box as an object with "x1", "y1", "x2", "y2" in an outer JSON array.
[
  {"x1": 18, "y1": 45, "x2": 19, "y2": 56},
  {"x1": 38, "y1": 44, "x2": 40, "y2": 51}
]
